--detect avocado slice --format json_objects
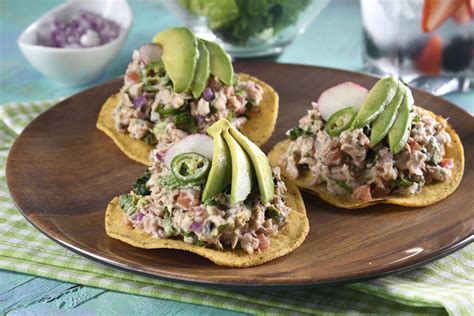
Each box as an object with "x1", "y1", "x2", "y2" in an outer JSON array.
[
  {"x1": 351, "y1": 77, "x2": 399, "y2": 129},
  {"x1": 190, "y1": 40, "x2": 211, "y2": 99},
  {"x1": 228, "y1": 125, "x2": 274, "y2": 204},
  {"x1": 388, "y1": 85, "x2": 415, "y2": 154},
  {"x1": 202, "y1": 132, "x2": 232, "y2": 202},
  {"x1": 222, "y1": 129, "x2": 254, "y2": 205},
  {"x1": 370, "y1": 81, "x2": 404, "y2": 147},
  {"x1": 202, "y1": 39, "x2": 234, "y2": 86},
  {"x1": 153, "y1": 28, "x2": 198, "y2": 93}
]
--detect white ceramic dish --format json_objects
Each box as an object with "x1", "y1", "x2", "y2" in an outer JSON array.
[{"x1": 17, "y1": 0, "x2": 132, "y2": 86}]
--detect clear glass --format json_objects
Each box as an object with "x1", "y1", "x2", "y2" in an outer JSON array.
[
  {"x1": 164, "y1": 0, "x2": 331, "y2": 58},
  {"x1": 361, "y1": 0, "x2": 474, "y2": 95}
]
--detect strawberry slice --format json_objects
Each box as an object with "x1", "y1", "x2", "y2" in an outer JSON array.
[
  {"x1": 415, "y1": 34, "x2": 442, "y2": 75},
  {"x1": 453, "y1": 1, "x2": 472, "y2": 23},
  {"x1": 422, "y1": 0, "x2": 464, "y2": 32},
  {"x1": 467, "y1": 0, "x2": 474, "y2": 16}
]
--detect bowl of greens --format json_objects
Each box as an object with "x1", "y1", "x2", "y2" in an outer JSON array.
[{"x1": 165, "y1": 0, "x2": 331, "y2": 58}]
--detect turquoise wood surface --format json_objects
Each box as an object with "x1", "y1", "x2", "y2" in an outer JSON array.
[{"x1": 0, "y1": 0, "x2": 472, "y2": 315}]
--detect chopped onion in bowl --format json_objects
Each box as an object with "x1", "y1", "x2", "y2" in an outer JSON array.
[{"x1": 37, "y1": 9, "x2": 121, "y2": 48}]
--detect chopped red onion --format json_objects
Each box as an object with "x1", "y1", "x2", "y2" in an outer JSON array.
[
  {"x1": 202, "y1": 88, "x2": 214, "y2": 101},
  {"x1": 155, "y1": 152, "x2": 164, "y2": 162},
  {"x1": 38, "y1": 9, "x2": 121, "y2": 48},
  {"x1": 133, "y1": 95, "x2": 147, "y2": 110},
  {"x1": 135, "y1": 212, "x2": 145, "y2": 221},
  {"x1": 190, "y1": 222, "x2": 202, "y2": 232},
  {"x1": 195, "y1": 115, "x2": 205, "y2": 125}
]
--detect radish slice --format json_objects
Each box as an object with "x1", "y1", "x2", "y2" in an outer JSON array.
[
  {"x1": 164, "y1": 134, "x2": 214, "y2": 169},
  {"x1": 139, "y1": 44, "x2": 163, "y2": 65},
  {"x1": 317, "y1": 82, "x2": 369, "y2": 121}
]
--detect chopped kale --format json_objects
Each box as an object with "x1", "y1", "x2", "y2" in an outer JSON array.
[
  {"x1": 334, "y1": 180, "x2": 353, "y2": 194},
  {"x1": 287, "y1": 126, "x2": 312, "y2": 140},
  {"x1": 163, "y1": 207, "x2": 175, "y2": 237},
  {"x1": 265, "y1": 205, "x2": 284, "y2": 224},
  {"x1": 395, "y1": 177, "x2": 412, "y2": 188},
  {"x1": 194, "y1": 240, "x2": 207, "y2": 247},
  {"x1": 119, "y1": 194, "x2": 138, "y2": 217},
  {"x1": 218, "y1": 224, "x2": 229, "y2": 234},
  {"x1": 143, "y1": 132, "x2": 157, "y2": 145},
  {"x1": 428, "y1": 138, "x2": 442, "y2": 166},
  {"x1": 174, "y1": 113, "x2": 198, "y2": 133},
  {"x1": 132, "y1": 169, "x2": 152, "y2": 196}
]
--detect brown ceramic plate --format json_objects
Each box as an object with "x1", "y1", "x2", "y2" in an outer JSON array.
[{"x1": 6, "y1": 62, "x2": 474, "y2": 287}]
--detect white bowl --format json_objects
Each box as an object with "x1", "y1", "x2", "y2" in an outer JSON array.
[{"x1": 17, "y1": 0, "x2": 132, "y2": 86}]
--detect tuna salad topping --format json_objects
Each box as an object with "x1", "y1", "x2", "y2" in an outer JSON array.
[
  {"x1": 283, "y1": 78, "x2": 454, "y2": 201},
  {"x1": 112, "y1": 47, "x2": 263, "y2": 157},
  {"x1": 119, "y1": 160, "x2": 289, "y2": 254},
  {"x1": 118, "y1": 119, "x2": 292, "y2": 254}
]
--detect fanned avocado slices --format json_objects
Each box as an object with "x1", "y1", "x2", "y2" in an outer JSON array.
[
  {"x1": 228, "y1": 125, "x2": 274, "y2": 204},
  {"x1": 202, "y1": 132, "x2": 232, "y2": 202},
  {"x1": 388, "y1": 85, "x2": 415, "y2": 154},
  {"x1": 203, "y1": 39, "x2": 234, "y2": 86},
  {"x1": 222, "y1": 129, "x2": 255, "y2": 205},
  {"x1": 351, "y1": 77, "x2": 399, "y2": 129},
  {"x1": 190, "y1": 40, "x2": 211, "y2": 98},
  {"x1": 204, "y1": 119, "x2": 275, "y2": 205},
  {"x1": 370, "y1": 81, "x2": 404, "y2": 147},
  {"x1": 153, "y1": 27, "x2": 199, "y2": 93}
]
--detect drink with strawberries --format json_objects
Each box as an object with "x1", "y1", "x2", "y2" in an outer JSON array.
[{"x1": 361, "y1": 0, "x2": 473, "y2": 94}]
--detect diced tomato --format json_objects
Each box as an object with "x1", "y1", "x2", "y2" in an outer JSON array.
[
  {"x1": 466, "y1": 0, "x2": 474, "y2": 15},
  {"x1": 408, "y1": 139, "x2": 422, "y2": 151},
  {"x1": 415, "y1": 34, "x2": 442, "y2": 75},
  {"x1": 422, "y1": 0, "x2": 464, "y2": 32},
  {"x1": 353, "y1": 185, "x2": 373, "y2": 202},
  {"x1": 127, "y1": 70, "x2": 140, "y2": 83},
  {"x1": 257, "y1": 234, "x2": 270, "y2": 250},
  {"x1": 176, "y1": 190, "x2": 199, "y2": 209},
  {"x1": 440, "y1": 158, "x2": 454, "y2": 169},
  {"x1": 452, "y1": 1, "x2": 473, "y2": 23},
  {"x1": 325, "y1": 147, "x2": 343, "y2": 166}
]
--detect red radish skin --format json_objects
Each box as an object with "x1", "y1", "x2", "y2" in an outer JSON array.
[
  {"x1": 317, "y1": 82, "x2": 368, "y2": 121},
  {"x1": 139, "y1": 44, "x2": 163, "y2": 65},
  {"x1": 163, "y1": 134, "x2": 214, "y2": 168}
]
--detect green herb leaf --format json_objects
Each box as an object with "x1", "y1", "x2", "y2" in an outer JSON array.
[
  {"x1": 175, "y1": 113, "x2": 198, "y2": 133},
  {"x1": 132, "y1": 169, "x2": 152, "y2": 196},
  {"x1": 395, "y1": 177, "x2": 412, "y2": 188},
  {"x1": 428, "y1": 138, "x2": 442, "y2": 166},
  {"x1": 119, "y1": 194, "x2": 138, "y2": 216},
  {"x1": 143, "y1": 132, "x2": 157, "y2": 145},
  {"x1": 334, "y1": 180, "x2": 353, "y2": 194}
]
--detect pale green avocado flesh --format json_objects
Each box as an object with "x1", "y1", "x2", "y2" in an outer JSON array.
[
  {"x1": 352, "y1": 76, "x2": 398, "y2": 129},
  {"x1": 202, "y1": 132, "x2": 232, "y2": 202},
  {"x1": 222, "y1": 129, "x2": 254, "y2": 205},
  {"x1": 388, "y1": 85, "x2": 415, "y2": 154},
  {"x1": 153, "y1": 27, "x2": 198, "y2": 93},
  {"x1": 190, "y1": 40, "x2": 211, "y2": 99},
  {"x1": 203, "y1": 119, "x2": 274, "y2": 205},
  {"x1": 203, "y1": 40, "x2": 234, "y2": 86},
  {"x1": 370, "y1": 81, "x2": 404, "y2": 147},
  {"x1": 228, "y1": 125, "x2": 274, "y2": 204}
]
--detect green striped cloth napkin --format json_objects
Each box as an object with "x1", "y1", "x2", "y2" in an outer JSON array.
[{"x1": 0, "y1": 100, "x2": 472, "y2": 315}]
